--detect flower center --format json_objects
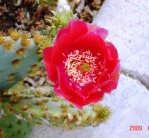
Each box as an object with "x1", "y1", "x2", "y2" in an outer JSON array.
[
  {"x1": 64, "y1": 50, "x2": 100, "y2": 87},
  {"x1": 81, "y1": 63, "x2": 90, "y2": 72}
]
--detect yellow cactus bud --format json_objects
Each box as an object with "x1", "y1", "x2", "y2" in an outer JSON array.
[
  {"x1": 8, "y1": 29, "x2": 22, "y2": 40},
  {"x1": 0, "y1": 32, "x2": 5, "y2": 44},
  {"x1": 21, "y1": 34, "x2": 30, "y2": 47},
  {"x1": 4, "y1": 40, "x2": 14, "y2": 52},
  {"x1": 0, "y1": 36, "x2": 4, "y2": 44},
  {"x1": 33, "y1": 33, "x2": 47, "y2": 44}
]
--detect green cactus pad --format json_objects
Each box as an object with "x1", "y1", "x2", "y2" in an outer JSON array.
[
  {"x1": 1, "y1": 84, "x2": 111, "y2": 130},
  {"x1": 0, "y1": 31, "x2": 47, "y2": 92},
  {"x1": 0, "y1": 110, "x2": 35, "y2": 138}
]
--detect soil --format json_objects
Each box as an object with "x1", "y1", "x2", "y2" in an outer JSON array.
[{"x1": 0, "y1": 0, "x2": 104, "y2": 32}]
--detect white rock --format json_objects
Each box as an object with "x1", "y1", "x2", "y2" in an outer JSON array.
[
  {"x1": 30, "y1": 75, "x2": 149, "y2": 138},
  {"x1": 38, "y1": 77, "x2": 46, "y2": 85},
  {"x1": 56, "y1": 0, "x2": 71, "y2": 12}
]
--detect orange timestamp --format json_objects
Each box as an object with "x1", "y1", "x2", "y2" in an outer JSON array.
[
  {"x1": 130, "y1": 125, "x2": 142, "y2": 131},
  {"x1": 130, "y1": 125, "x2": 149, "y2": 131}
]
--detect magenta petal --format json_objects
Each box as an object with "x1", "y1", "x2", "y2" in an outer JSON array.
[
  {"x1": 100, "y1": 63, "x2": 120, "y2": 93},
  {"x1": 84, "y1": 91, "x2": 104, "y2": 104},
  {"x1": 107, "y1": 42, "x2": 118, "y2": 59},
  {"x1": 111, "y1": 62, "x2": 120, "y2": 83},
  {"x1": 87, "y1": 24, "x2": 108, "y2": 40},
  {"x1": 45, "y1": 64, "x2": 57, "y2": 83},
  {"x1": 56, "y1": 67, "x2": 87, "y2": 99},
  {"x1": 51, "y1": 19, "x2": 89, "y2": 65},
  {"x1": 43, "y1": 47, "x2": 58, "y2": 82},
  {"x1": 55, "y1": 67, "x2": 72, "y2": 98},
  {"x1": 43, "y1": 47, "x2": 53, "y2": 65},
  {"x1": 94, "y1": 27, "x2": 108, "y2": 40},
  {"x1": 100, "y1": 80, "x2": 117, "y2": 93},
  {"x1": 56, "y1": 27, "x2": 69, "y2": 41},
  {"x1": 70, "y1": 32, "x2": 106, "y2": 52},
  {"x1": 68, "y1": 91, "x2": 104, "y2": 107},
  {"x1": 55, "y1": 19, "x2": 88, "y2": 48},
  {"x1": 98, "y1": 63, "x2": 120, "y2": 93}
]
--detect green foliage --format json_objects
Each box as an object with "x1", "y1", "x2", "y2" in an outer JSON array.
[{"x1": 46, "y1": 10, "x2": 74, "y2": 38}]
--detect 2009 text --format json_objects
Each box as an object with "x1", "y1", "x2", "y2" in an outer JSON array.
[{"x1": 130, "y1": 126, "x2": 142, "y2": 131}]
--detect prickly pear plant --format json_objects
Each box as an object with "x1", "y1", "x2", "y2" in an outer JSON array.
[
  {"x1": 1, "y1": 84, "x2": 111, "y2": 131},
  {"x1": 0, "y1": 30, "x2": 47, "y2": 92}
]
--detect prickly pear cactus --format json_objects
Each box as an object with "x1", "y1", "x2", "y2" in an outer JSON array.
[
  {"x1": 0, "y1": 30, "x2": 47, "y2": 92},
  {"x1": 1, "y1": 84, "x2": 111, "y2": 132}
]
